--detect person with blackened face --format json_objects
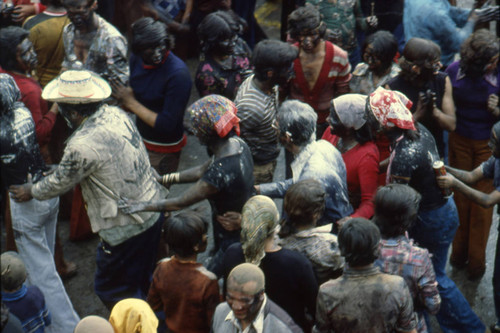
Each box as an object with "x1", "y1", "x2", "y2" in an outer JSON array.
[
  {"x1": 212, "y1": 263, "x2": 302, "y2": 332},
  {"x1": 61, "y1": 0, "x2": 129, "y2": 85},
  {"x1": 111, "y1": 17, "x2": 192, "y2": 176},
  {"x1": 387, "y1": 37, "x2": 456, "y2": 159},
  {"x1": 0, "y1": 26, "x2": 58, "y2": 161},
  {"x1": 287, "y1": 5, "x2": 351, "y2": 141},
  {"x1": 195, "y1": 10, "x2": 252, "y2": 100},
  {"x1": 234, "y1": 39, "x2": 298, "y2": 184},
  {"x1": 9, "y1": 70, "x2": 169, "y2": 311}
]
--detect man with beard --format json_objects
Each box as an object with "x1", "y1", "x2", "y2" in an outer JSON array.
[
  {"x1": 387, "y1": 38, "x2": 456, "y2": 159},
  {"x1": 10, "y1": 70, "x2": 168, "y2": 310},
  {"x1": 287, "y1": 5, "x2": 351, "y2": 140},
  {"x1": 61, "y1": 0, "x2": 128, "y2": 85},
  {"x1": 234, "y1": 39, "x2": 298, "y2": 184}
]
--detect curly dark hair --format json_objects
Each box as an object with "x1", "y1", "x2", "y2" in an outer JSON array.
[
  {"x1": 459, "y1": 29, "x2": 499, "y2": 78},
  {"x1": 130, "y1": 17, "x2": 174, "y2": 55},
  {"x1": 287, "y1": 4, "x2": 326, "y2": 40}
]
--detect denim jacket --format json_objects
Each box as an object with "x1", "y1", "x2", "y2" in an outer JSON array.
[{"x1": 260, "y1": 140, "x2": 353, "y2": 224}]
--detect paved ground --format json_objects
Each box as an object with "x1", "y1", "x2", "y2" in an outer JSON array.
[{"x1": 2, "y1": 0, "x2": 498, "y2": 330}]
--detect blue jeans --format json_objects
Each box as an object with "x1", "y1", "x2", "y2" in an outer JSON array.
[
  {"x1": 10, "y1": 195, "x2": 80, "y2": 333},
  {"x1": 494, "y1": 218, "x2": 500, "y2": 325},
  {"x1": 409, "y1": 197, "x2": 485, "y2": 333},
  {"x1": 94, "y1": 214, "x2": 164, "y2": 309}
]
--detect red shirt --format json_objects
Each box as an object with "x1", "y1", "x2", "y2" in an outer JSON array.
[
  {"x1": 147, "y1": 257, "x2": 221, "y2": 333},
  {"x1": 1, "y1": 69, "x2": 55, "y2": 146},
  {"x1": 322, "y1": 130, "x2": 380, "y2": 219}
]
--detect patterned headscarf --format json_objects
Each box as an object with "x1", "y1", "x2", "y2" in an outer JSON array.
[
  {"x1": 189, "y1": 94, "x2": 240, "y2": 140},
  {"x1": 0, "y1": 73, "x2": 21, "y2": 114},
  {"x1": 332, "y1": 94, "x2": 368, "y2": 130},
  {"x1": 109, "y1": 298, "x2": 158, "y2": 333},
  {"x1": 241, "y1": 196, "x2": 280, "y2": 266},
  {"x1": 368, "y1": 87, "x2": 416, "y2": 130}
]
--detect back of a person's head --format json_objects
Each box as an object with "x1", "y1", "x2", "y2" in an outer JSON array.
[
  {"x1": 1, "y1": 252, "x2": 26, "y2": 292},
  {"x1": 109, "y1": 298, "x2": 158, "y2": 333},
  {"x1": 373, "y1": 184, "x2": 421, "y2": 238},
  {"x1": 241, "y1": 196, "x2": 280, "y2": 265},
  {"x1": 278, "y1": 100, "x2": 317, "y2": 147},
  {"x1": 287, "y1": 4, "x2": 326, "y2": 40},
  {"x1": 338, "y1": 218, "x2": 380, "y2": 267},
  {"x1": 165, "y1": 210, "x2": 208, "y2": 258},
  {"x1": 252, "y1": 40, "x2": 298, "y2": 81},
  {"x1": 74, "y1": 316, "x2": 114, "y2": 333},
  {"x1": 283, "y1": 179, "x2": 326, "y2": 234}
]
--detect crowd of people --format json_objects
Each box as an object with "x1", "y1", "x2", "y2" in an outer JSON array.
[{"x1": 0, "y1": 0, "x2": 499, "y2": 332}]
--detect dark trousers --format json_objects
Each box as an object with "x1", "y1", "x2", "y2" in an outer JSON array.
[{"x1": 94, "y1": 214, "x2": 164, "y2": 310}]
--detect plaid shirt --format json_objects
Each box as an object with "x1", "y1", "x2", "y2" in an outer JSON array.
[{"x1": 375, "y1": 235, "x2": 441, "y2": 332}]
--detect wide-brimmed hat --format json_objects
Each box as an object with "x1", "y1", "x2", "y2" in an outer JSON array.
[{"x1": 42, "y1": 70, "x2": 111, "y2": 104}]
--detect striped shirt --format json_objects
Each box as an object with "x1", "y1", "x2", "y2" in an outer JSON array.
[{"x1": 235, "y1": 75, "x2": 280, "y2": 165}]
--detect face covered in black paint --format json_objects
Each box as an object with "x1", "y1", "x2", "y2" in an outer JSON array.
[
  {"x1": 215, "y1": 34, "x2": 237, "y2": 57},
  {"x1": 140, "y1": 42, "x2": 167, "y2": 66},
  {"x1": 417, "y1": 59, "x2": 442, "y2": 81},
  {"x1": 363, "y1": 44, "x2": 381, "y2": 71},
  {"x1": 16, "y1": 38, "x2": 37, "y2": 72},
  {"x1": 65, "y1": 0, "x2": 95, "y2": 30},
  {"x1": 298, "y1": 28, "x2": 321, "y2": 53}
]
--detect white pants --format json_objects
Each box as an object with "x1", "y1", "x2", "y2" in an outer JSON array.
[{"x1": 10, "y1": 195, "x2": 80, "y2": 333}]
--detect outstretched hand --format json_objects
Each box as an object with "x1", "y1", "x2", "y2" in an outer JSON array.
[
  {"x1": 437, "y1": 174, "x2": 455, "y2": 189},
  {"x1": 118, "y1": 198, "x2": 146, "y2": 215}
]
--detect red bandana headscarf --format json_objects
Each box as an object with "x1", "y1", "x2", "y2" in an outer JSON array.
[{"x1": 369, "y1": 87, "x2": 416, "y2": 130}]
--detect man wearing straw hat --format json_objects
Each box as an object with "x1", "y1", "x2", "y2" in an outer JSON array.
[{"x1": 9, "y1": 69, "x2": 168, "y2": 310}]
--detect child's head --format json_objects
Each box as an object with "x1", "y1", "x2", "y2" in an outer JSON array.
[
  {"x1": 1, "y1": 251, "x2": 26, "y2": 292},
  {"x1": 164, "y1": 210, "x2": 209, "y2": 258}
]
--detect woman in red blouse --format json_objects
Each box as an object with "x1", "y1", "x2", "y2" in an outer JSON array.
[{"x1": 322, "y1": 94, "x2": 380, "y2": 220}]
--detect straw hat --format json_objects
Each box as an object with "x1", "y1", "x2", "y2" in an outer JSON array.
[{"x1": 42, "y1": 70, "x2": 111, "y2": 104}]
